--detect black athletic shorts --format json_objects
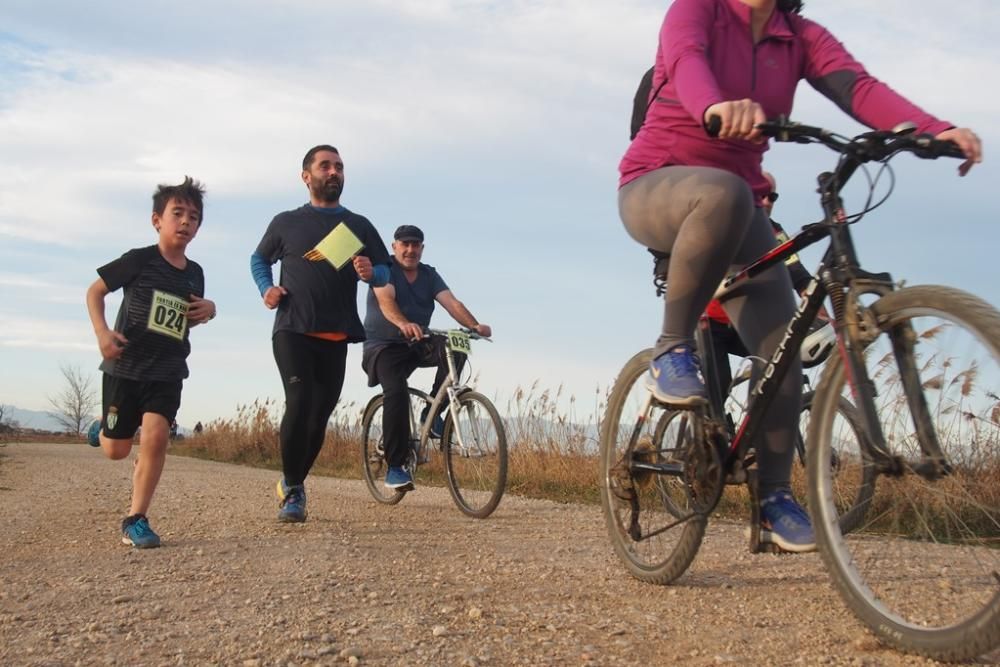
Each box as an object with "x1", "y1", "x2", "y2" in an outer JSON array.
[{"x1": 101, "y1": 373, "x2": 183, "y2": 439}]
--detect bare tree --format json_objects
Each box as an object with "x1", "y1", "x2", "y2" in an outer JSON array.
[
  {"x1": 47, "y1": 363, "x2": 99, "y2": 436},
  {"x1": 0, "y1": 404, "x2": 20, "y2": 445}
]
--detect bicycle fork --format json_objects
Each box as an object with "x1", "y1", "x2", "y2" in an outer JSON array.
[{"x1": 841, "y1": 290, "x2": 952, "y2": 480}]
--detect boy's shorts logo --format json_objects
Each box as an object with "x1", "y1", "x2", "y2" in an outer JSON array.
[{"x1": 107, "y1": 406, "x2": 118, "y2": 431}]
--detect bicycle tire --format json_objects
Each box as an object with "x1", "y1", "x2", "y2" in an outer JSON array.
[
  {"x1": 360, "y1": 394, "x2": 406, "y2": 505},
  {"x1": 651, "y1": 409, "x2": 699, "y2": 520},
  {"x1": 808, "y1": 285, "x2": 1000, "y2": 661},
  {"x1": 798, "y1": 391, "x2": 875, "y2": 535},
  {"x1": 442, "y1": 391, "x2": 508, "y2": 519},
  {"x1": 599, "y1": 349, "x2": 706, "y2": 585}
]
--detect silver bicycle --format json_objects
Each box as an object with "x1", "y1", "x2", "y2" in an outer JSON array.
[{"x1": 360, "y1": 328, "x2": 508, "y2": 518}]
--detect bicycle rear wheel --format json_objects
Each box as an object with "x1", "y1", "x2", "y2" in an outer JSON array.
[
  {"x1": 798, "y1": 391, "x2": 875, "y2": 534},
  {"x1": 599, "y1": 349, "x2": 707, "y2": 585},
  {"x1": 442, "y1": 391, "x2": 508, "y2": 518},
  {"x1": 808, "y1": 285, "x2": 1000, "y2": 660}
]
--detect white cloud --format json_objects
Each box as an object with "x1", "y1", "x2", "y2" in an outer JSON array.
[
  {"x1": 1, "y1": 0, "x2": 998, "y2": 424},
  {"x1": 0, "y1": 313, "x2": 94, "y2": 351},
  {"x1": 0, "y1": 273, "x2": 83, "y2": 304}
]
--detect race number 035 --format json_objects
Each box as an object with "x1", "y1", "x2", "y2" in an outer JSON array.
[{"x1": 447, "y1": 330, "x2": 472, "y2": 355}]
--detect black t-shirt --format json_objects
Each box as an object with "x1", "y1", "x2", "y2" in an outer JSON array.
[
  {"x1": 255, "y1": 205, "x2": 390, "y2": 341},
  {"x1": 97, "y1": 245, "x2": 205, "y2": 381}
]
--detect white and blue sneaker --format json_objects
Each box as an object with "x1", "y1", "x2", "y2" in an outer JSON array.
[
  {"x1": 385, "y1": 466, "x2": 415, "y2": 491},
  {"x1": 121, "y1": 514, "x2": 161, "y2": 549},
  {"x1": 87, "y1": 419, "x2": 102, "y2": 447},
  {"x1": 277, "y1": 481, "x2": 307, "y2": 523},
  {"x1": 646, "y1": 345, "x2": 707, "y2": 406},
  {"x1": 420, "y1": 406, "x2": 446, "y2": 440},
  {"x1": 759, "y1": 490, "x2": 816, "y2": 553}
]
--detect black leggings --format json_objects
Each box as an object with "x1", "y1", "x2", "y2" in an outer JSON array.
[
  {"x1": 272, "y1": 331, "x2": 348, "y2": 487},
  {"x1": 618, "y1": 166, "x2": 802, "y2": 495}
]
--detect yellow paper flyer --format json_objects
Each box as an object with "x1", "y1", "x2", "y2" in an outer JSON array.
[{"x1": 305, "y1": 223, "x2": 365, "y2": 269}]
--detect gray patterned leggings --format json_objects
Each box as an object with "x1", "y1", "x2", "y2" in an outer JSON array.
[{"x1": 618, "y1": 165, "x2": 802, "y2": 494}]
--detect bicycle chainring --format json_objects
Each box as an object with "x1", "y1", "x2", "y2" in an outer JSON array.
[{"x1": 683, "y1": 417, "x2": 725, "y2": 514}]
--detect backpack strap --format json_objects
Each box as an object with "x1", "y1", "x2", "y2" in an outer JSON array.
[{"x1": 630, "y1": 67, "x2": 670, "y2": 140}]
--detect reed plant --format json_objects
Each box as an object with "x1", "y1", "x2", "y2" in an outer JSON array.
[{"x1": 171, "y1": 355, "x2": 1000, "y2": 538}]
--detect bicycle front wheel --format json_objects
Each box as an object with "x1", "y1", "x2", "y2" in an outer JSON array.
[
  {"x1": 599, "y1": 349, "x2": 706, "y2": 585},
  {"x1": 808, "y1": 285, "x2": 1000, "y2": 661},
  {"x1": 442, "y1": 391, "x2": 508, "y2": 518},
  {"x1": 798, "y1": 391, "x2": 875, "y2": 535},
  {"x1": 360, "y1": 395, "x2": 406, "y2": 505}
]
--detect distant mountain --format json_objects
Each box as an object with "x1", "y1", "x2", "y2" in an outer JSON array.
[{"x1": 2, "y1": 406, "x2": 76, "y2": 432}]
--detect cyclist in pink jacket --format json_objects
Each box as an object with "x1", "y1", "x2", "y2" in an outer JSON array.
[{"x1": 618, "y1": 0, "x2": 982, "y2": 553}]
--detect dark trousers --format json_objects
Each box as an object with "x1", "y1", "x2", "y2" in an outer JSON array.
[
  {"x1": 373, "y1": 338, "x2": 466, "y2": 467},
  {"x1": 272, "y1": 331, "x2": 347, "y2": 486}
]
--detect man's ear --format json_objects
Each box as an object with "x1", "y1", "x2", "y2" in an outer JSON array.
[{"x1": 151, "y1": 212, "x2": 161, "y2": 231}]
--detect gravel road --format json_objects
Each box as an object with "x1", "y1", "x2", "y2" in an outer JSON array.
[{"x1": 0, "y1": 442, "x2": 988, "y2": 666}]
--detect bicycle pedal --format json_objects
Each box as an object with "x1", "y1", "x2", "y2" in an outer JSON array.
[
  {"x1": 744, "y1": 526, "x2": 792, "y2": 555},
  {"x1": 753, "y1": 541, "x2": 791, "y2": 555},
  {"x1": 608, "y1": 465, "x2": 637, "y2": 502}
]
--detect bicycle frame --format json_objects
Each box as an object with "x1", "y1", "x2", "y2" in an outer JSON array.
[
  {"x1": 697, "y1": 143, "x2": 948, "y2": 481},
  {"x1": 410, "y1": 329, "x2": 482, "y2": 464}
]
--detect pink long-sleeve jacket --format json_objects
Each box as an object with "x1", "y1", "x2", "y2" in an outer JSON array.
[{"x1": 619, "y1": 0, "x2": 952, "y2": 198}]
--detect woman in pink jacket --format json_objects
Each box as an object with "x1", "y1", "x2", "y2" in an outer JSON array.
[{"x1": 618, "y1": 0, "x2": 982, "y2": 553}]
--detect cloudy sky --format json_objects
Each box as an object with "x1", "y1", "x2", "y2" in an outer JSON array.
[{"x1": 2, "y1": 0, "x2": 997, "y2": 429}]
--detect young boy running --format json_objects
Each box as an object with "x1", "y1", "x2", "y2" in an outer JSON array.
[{"x1": 86, "y1": 176, "x2": 216, "y2": 548}]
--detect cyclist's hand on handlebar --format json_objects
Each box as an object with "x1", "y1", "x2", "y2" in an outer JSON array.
[
  {"x1": 473, "y1": 323, "x2": 492, "y2": 338},
  {"x1": 704, "y1": 100, "x2": 767, "y2": 142},
  {"x1": 399, "y1": 322, "x2": 423, "y2": 341},
  {"x1": 935, "y1": 127, "x2": 983, "y2": 176}
]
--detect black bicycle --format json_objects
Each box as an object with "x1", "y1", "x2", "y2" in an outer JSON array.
[
  {"x1": 706, "y1": 323, "x2": 874, "y2": 534},
  {"x1": 600, "y1": 118, "x2": 1000, "y2": 661}
]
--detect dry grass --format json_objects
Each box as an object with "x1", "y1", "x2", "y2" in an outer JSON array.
[
  {"x1": 171, "y1": 384, "x2": 610, "y2": 507},
  {"x1": 171, "y1": 358, "x2": 1000, "y2": 538}
]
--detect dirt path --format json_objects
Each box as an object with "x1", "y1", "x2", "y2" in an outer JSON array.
[{"x1": 0, "y1": 442, "x2": 976, "y2": 666}]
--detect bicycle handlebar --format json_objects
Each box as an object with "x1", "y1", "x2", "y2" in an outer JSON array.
[
  {"x1": 704, "y1": 114, "x2": 965, "y2": 162},
  {"x1": 424, "y1": 327, "x2": 492, "y2": 342},
  {"x1": 758, "y1": 117, "x2": 966, "y2": 162}
]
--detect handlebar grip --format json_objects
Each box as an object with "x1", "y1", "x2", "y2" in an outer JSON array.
[
  {"x1": 913, "y1": 136, "x2": 966, "y2": 160},
  {"x1": 705, "y1": 115, "x2": 722, "y2": 138},
  {"x1": 937, "y1": 141, "x2": 967, "y2": 160}
]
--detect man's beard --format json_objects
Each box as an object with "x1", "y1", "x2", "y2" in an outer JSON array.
[{"x1": 312, "y1": 178, "x2": 343, "y2": 204}]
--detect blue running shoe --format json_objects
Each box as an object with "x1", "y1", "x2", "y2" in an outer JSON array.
[
  {"x1": 278, "y1": 484, "x2": 307, "y2": 523},
  {"x1": 420, "y1": 406, "x2": 446, "y2": 440},
  {"x1": 759, "y1": 490, "x2": 816, "y2": 553},
  {"x1": 385, "y1": 466, "x2": 415, "y2": 491},
  {"x1": 428, "y1": 415, "x2": 445, "y2": 440},
  {"x1": 121, "y1": 515, "x2": 161, "y2": 549},
  {"x1": 646, "y1": 345, "x2": 707, "y2": 406},
  {"x1": 87, "y1": 419, "x2": 102, "y2": 448},
  {"x1": 275, "y1": 477, "x2": 304, "y2": 502}
]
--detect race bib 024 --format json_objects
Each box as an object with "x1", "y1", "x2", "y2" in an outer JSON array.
[{"x1": 147, "y1": 290, "x2": 189, "y2": 340}]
